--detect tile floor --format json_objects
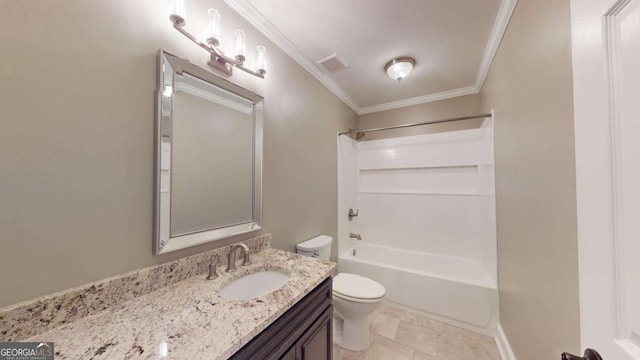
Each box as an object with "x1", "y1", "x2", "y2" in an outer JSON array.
[{"x1": 333, "y1": 304, "x2": 501, "y2": 360}]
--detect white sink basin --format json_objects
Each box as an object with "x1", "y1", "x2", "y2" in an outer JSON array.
[{"x1": 218, "y1": 270, "x2": 290, "y2": 301}]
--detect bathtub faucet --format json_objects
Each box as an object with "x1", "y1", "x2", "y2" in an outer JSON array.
[{"x1": 349, "y1": 233, "x2": 362, "y2": 240}]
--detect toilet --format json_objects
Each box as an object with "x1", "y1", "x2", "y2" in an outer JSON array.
[{"x1": 296, "y1": 235, "x2": 385, "y2": 351}]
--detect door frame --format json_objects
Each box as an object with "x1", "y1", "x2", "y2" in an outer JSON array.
[{"x1": 571, "y1": 0, "x2": 640, "y2": 358}]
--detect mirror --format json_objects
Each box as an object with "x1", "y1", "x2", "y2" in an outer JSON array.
[{"x1": 154, "y1": 50, "x2": 263, "y2": 254}]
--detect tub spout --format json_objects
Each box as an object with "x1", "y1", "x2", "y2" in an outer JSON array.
[{"x1": 349, "y1": 233, "x2": 362, "y2": 240}]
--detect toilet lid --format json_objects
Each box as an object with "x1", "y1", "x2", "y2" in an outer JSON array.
[{"x1": 333, "y1": 273, "x2": 385, "y2": 300}]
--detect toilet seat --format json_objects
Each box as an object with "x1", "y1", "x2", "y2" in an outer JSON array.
[
  {"x1": 333, "y1": 273, "x2": 385, "y2": 302},
  {"x1": 333, "y1": 291, "x2": 383, "y2": 303}
]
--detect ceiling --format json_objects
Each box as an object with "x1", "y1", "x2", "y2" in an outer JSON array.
[{"x1": 226, "y1": 0, "x2": 515, "y2": 115}]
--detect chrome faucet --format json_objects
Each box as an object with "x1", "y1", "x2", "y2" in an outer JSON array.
[
  {"x1": 349, "y1": 233, "x2": 362, "y2": 240},
  {"x1": 227, "y1": 243, "x2": 251, "y2": 272}
]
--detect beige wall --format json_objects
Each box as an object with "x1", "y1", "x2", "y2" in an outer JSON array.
[
  {"x1": 357, "y1": 94, "x2": 485, "y2": 140},
  {"x1": 0, "y1": 0, "x2": 356, "y2": 308},
  {"x1": 479, "y1": 0, "x2": 580, "y2": 358}
]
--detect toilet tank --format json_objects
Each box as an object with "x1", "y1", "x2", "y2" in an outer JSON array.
[{"x1": 296, "y1": 235, "x2": 333, "y2": 260}]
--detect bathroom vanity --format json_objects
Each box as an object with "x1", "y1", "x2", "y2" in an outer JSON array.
[
  {"x1": 1, "y1": 238, "x2": 336, "y2": 360},
  {"x1": 230, "y1": 277, "x2": 332, "y2": 360}
]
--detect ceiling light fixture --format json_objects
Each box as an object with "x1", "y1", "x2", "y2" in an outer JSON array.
[
  {"x1": 169, "y1": 0, "x2": 267, "y2": 78},
  {"x1": 385, "y1": 57, "x2": 416, "y2": 81}
]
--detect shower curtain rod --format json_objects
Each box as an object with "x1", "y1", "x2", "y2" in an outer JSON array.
[{"x1": 338, "y1": 113, "x2": 493, "y2": 136}]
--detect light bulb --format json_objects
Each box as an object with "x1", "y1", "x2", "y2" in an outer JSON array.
[
  {"x1": 207, "y1": 9, "x2": 220, "y2": 43},
  {"x1": 162, "y1": 85, "x2": 173, "y2": 98},
  {"x1": 234, "y1": 29, "x2": 246, "y2": 62},
  {"x1": 170, "y1": 0, "x2": 186, "y2": 26},
  {"x1": 256, "y1": 46, "x2": 267, "y2": 74}
]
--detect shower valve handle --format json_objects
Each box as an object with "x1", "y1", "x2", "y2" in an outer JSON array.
[{"x1": 348, "y1": 208, "x2": 359, "y2": 221}]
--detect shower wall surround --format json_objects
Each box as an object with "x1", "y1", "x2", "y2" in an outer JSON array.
[
  {"x1": 338, "y1": 119, "x2": 498, "y2": 331},
  {"x1": 338, "y1": 136, "x2": 360, "y2": 256},
  {"x1": 345, "y1": 119, "x2": 497, "y2": 281}
]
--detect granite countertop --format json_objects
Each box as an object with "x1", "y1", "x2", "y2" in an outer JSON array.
[{"x1": 22, "y1": 249, "x2": 335, "y2": 359}]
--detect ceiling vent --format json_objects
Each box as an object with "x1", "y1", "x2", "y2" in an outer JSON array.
[{"x1": 317, "y1": 53, "x2": 349, "y2": 74}]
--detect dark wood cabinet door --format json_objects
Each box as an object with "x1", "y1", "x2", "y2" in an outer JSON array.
[
  {"x1": 279, "y1": 345, "x2": 296, "y2": 360},
  {"x1": 296, "y1": 306, "x2": 333, "y2": 360}
]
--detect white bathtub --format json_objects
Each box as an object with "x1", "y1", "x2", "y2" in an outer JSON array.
[{"x1": 338, "y1": 243, "x2": 498, "y2": 330}]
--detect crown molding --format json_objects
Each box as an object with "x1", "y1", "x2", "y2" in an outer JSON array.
[
  {"x1": 226, "y1": 0, "x2": 516, "y2": 115},
  {"x1": 224, "y1": 0, "x2": 361, "y2": 113},
  {"x1": 475, "y1": 0, "x2": 518, "y2": 90},
  {"x1": 358, "y1": 85, "x2": 478, "y2": 115}
]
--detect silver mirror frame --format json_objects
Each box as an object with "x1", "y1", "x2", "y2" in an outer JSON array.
[{"x1": 154, "y1": 50, "x2": 263, "y2": 255}]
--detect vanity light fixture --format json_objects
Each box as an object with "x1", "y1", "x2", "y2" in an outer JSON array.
[
  {"x1": 385, "y1": 57, "x2": 416, "y2": 81},
  {"x1": 169, "y1": 0, "x2": 267, "y2": 78}
]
